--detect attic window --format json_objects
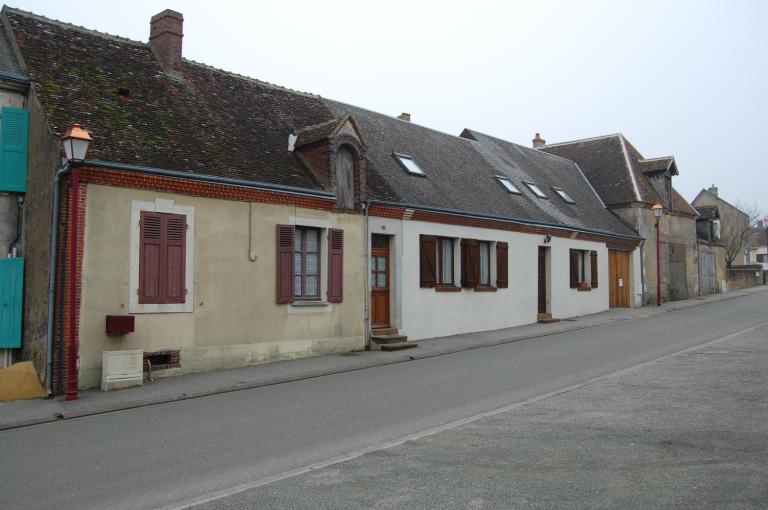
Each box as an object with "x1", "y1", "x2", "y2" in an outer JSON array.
[
  {"x1": 524, "y1": 181, "x2": 547, "y2": 199},
  {"x1": 496, "y1": 176, "x2": 521, "y2": 194},
  {"x1": 118, "y1": 87, "x2": 131, "y2": 100},
  {"x1": 394, "y1": 153, "x2": 425, "y2": 176},
  {"x1": 552, "y1": 187, "x2": 575, "y2": 204}
]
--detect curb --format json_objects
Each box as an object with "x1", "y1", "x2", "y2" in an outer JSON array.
[{"x1": 2, "y1": 286, "x2": 765, "y2": 431}]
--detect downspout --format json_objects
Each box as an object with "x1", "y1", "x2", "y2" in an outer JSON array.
[
  {"x1": 363, "y1": 199, "x2": 371, "y2": 350},
  {"x1": 65, "y1": 164, "x2": 80, "y2": 400},
  {"x1": 696, "y1": 240, "x2": 702, "y2": 296},
  {"x1": 638, "y1": 239, "x2": 646, "y2": 306},
  {"x1": 45, "y1": 161, "x2": 71, "y2": 395}
]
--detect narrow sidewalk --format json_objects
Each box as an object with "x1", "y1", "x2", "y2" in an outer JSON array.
[{"x1": 1, "y1": 285, "x2": 765, "y2": 431}]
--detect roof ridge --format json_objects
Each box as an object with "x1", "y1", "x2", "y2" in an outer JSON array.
[
  {"x1": 465, "y1": 128, "x2": 584, "y2": 168},
  {"x1": 618, "y1": 135, "x2": 643, "y2": 202},
  {"x1": 3, "y1": 6, "x2": 146, "y2": 46},
  {"x1": 183, "y1": 59, "x2": 321, "y2": 98},
  {"x1": 323, "y1": 97, "x2": 480, "y2": 144},
  {"x1": 541, "y1": 132, "x2": 624, "y2": 148},
  {"x1": 639, "y1": 156, "x2": 674, "y2": 162}
]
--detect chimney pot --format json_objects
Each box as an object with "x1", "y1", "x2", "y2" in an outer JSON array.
[
  {"x1": 708, "y1": 184, "x2": 718, "y2": 197},
  {"x1": 150, "y1": 9, "x2": 184, "y2": 73},
  {"x1": 397, "y1": 112, "x2": 411, "y2": 122},
  {"x1": 532, "y1": 132, "x2": 546, "y2": 148}
]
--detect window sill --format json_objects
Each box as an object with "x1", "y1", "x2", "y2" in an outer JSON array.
[
  {"x1": 291, "y1": 300, "x2": 329, "y2": 307},
  {"x1": 435, "y1": 286, "x2": 461, "y2": 292},
  {"x1": 473, "y1": 286, "x2": 497, "y2": 292},
  {"x1": 577, "y1": 286, "x2": 592, "y2": 292}
]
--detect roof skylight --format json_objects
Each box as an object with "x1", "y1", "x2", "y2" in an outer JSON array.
[
  {"x1": 552, "y1": 187, "x2": 576, "y2": 204},
  {"x1": 394, "y1": 153, "x2": 425, "y2": 176},
  {"x1": 524, "y1": 181, "x2": 547, "y2": 199},
  {"x1": 496, "y1": 176, "x2": 521, "y2": 194}
]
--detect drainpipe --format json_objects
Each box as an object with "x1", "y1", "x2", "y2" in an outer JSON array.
[
  {"x1": 638, "y1": 239, "x2": 646, "y2": 306},
  {"x1": 45, "y1": 161, "x2": 71, "y2": 395},
  {"x1": 363, "y1": 199, "x2": 371, "y2": 350},
  {"x1": 65, "y1": 164, "x2": 80, "y2": 400},
  {"x1": 696, "y1": 241, "x2": 702, "y2": 296}
]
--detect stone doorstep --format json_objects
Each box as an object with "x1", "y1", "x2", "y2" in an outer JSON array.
[
  {"x1": 371, "y1": 327, "x2": 398, "y2": 336},
  {"x1": 537, "y1": 312, "x2": 560, "y2": 324},
  {"x1": 371, "y1": 334, "x2": 409, "y2": 345}
]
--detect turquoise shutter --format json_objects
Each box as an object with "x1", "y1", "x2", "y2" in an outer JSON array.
[
  {"x1": 0, "y1": 258, "x2": 24, "y2": 348},
  {"x1": 0, "y1": 107, "x2": 29, "y2": 192}
]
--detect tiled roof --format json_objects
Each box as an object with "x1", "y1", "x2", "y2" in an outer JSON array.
[
  {"x1": 541, "y1": 134, "x2": 697, "y2": 216},
  {"x1": 0, "y1": 20, "x2": 22, "y2": 75},
  {"x1": 2, "y1": 7, "x2": 334, "y2": 190},
  {"x1": 695, "y1": 205, "x2": 718, "y2": 220},
  {"x1": 322, "y1": 97, "x2": 637, "y2": 237}
]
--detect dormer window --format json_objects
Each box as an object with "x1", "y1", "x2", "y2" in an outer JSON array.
[
  {"x1": 496, "y1": 176, "x2": 521, "y2": 194},
  {"x1": 394, "y1": 153, "x2": 425, "y2": 176},
  {"x1": 524, "y1": 181, "x2": 547, "y2": 199},
  {"x1": 552, "y1": 187, "x2": 575, "y2": 204}
]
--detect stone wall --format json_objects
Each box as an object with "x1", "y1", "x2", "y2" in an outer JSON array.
[{"x1": 726, "y1": 265, "x2": 764, "y2": 291}]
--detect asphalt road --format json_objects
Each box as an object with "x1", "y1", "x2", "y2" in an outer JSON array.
[{"x1": 2, "y1": 292, "x2": 767, "y2": 510}]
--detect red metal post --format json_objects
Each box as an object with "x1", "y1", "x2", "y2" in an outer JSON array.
[
  {"x1": 65, "y1": 166, "x2": 80, "y2": 400},
  {"x1": 655, "y1": 216, "x2": 661, "y2": 306}
]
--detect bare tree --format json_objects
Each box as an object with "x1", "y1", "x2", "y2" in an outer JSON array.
[{"x1": 720, "y1": 201, "x2": 761, "y2": 267}]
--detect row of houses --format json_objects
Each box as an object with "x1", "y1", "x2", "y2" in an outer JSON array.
[{"x1": 0, "y1": 7, "x2": 758, "y2": 396}]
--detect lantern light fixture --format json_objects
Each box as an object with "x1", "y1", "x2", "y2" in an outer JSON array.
[{"x1": 61, "y1": 123, "x2": 93, "y2": 162}]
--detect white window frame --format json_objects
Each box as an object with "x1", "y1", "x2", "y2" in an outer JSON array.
[
  {"x1": 552, "y1": 187, "x2": 575, "y2": 204},
  {"x1": 129, "y1": 198, "x2": 195, "y2": 313},
  {"x1": 524, "y1": 181, "x2": 547, "y2": 198},
  {"x1": 394, "y1": 153, "x2": 426, "y2": 176},
  {"x1": 496, "y1": 176, "x2": 521, "y2": 194},
  {"x1": 287, "y1": 216, "x2": 332, "y2": 314}
]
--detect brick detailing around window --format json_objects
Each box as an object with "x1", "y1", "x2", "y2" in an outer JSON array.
[{"x1": 143, "y1": 349, "x2": 181, "y2": 371}]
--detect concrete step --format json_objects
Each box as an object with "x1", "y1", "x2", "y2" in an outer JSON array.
[
  {"x1": 538, "y1": 317, "x2": 561, "y2": 324},
  {"x1": 371, "y1": 327, "x2": 399, "y2": 336},
  {"x1": 380, "y1": 342, "x2": 419, "y2": 351},
  {"x1": 537, "y1": 312, "x2": 552, "y2": 321},
  {"x1": 371, "y1": 334, "x2": 409, "y2": 345}
]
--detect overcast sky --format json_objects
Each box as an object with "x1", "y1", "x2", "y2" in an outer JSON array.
[{"x1": 11, "y1": 0, "x2": 768, "y2": 217}]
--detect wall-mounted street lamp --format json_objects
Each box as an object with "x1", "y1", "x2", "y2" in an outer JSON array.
[
  {"x1": 652, "y1": 203, "x2": 663, "y2": 306},
  {"x1": 62, "y1": 123, "x2": 92, "y2": 401}
]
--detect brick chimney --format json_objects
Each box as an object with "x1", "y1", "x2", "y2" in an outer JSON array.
[
  {"x1": 532, "y1": 132, "x2": 546, "y2": 148},
  {"x1": 708, "y1": 184, "x2": 718, "y2": 197},
  {"x1": 149, "y1": 10, "x2": 184, "y2": 73},
  {"x1": 397, "y1": 113, "x2": 411, "y2": 122}
]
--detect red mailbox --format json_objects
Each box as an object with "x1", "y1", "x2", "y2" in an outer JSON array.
[{"x1": 106, "y1": 315, "x2": 134, "y2": 335}]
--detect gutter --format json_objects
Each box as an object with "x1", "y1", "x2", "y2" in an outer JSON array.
[
  {"x1": 0, "y1": 70, "x2": 29, "y2": 84},
  {"x1": 46, "y1": 161, "x2": 71, "y2": 395},
  {"x1": 369, "y1": 199, "x2": 641, "y2": 242},
  {"x1": 83, "y1": 160, "x2": 335, "y2": 199}
]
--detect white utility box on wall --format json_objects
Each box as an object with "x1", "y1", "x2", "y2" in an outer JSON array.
[{"x1": 101, "y1": 350, "x2": 143, "y2": 391}]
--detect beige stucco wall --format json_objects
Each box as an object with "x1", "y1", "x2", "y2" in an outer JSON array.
[
  {"x1": 613, "y1": 206, "x2": 698, "y2": 304},
  {"x1": 78, "y1": 184, "x2": 365, "y2": 389}
]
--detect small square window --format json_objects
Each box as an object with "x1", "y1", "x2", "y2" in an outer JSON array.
[
  {"x1": 394, "y1": 153, "x2": 425, "y2": 176},
  {"x1": 496, "y1": 176, "x2": 521, "y2": 194},
  {"x1": 524, "y1": 181, "x2": 547, "y2": 198},
  {"x1": 552, "y1": 187, "x2": 575, "y2": 204}
]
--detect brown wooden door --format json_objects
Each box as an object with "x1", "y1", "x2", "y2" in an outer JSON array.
[
  {"x1": 608, "y1": 249, "x2": 630, "y2": 308},
  {"x1": 371, "y1": 235, "x2": 390, "y2": 328},
  {"x1": 538, "y1": 247, "x2": 547, "y2": 313}
]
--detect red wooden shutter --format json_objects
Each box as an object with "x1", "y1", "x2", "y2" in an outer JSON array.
[
  {"x1": 496, "y1": 242, "x2": 508, "y2": 288},
  {"x1": 139, "y1": 211, "x2": 162, "y2": 304},
  {"x1": 461, "y1": 239, "x2": 479, "y2": 288},
  {"x1": 327, "y1": 229, "x2": 343, "y2": 302},
  {"x1": 590, "y1": 250, "x2": 598, "y2": 289},
  {"x1": 420, "y1": 235, "x2": 436, "y2": 288},
  {"x1": 163, "y1": 214, "x2": 187, "y2": 303},
  {"x1": 569, "y1": 249, "x2": 579, "y2": 288},
  {"x1": 276, "y1": 224, "x2": 295, "y2": 303}
]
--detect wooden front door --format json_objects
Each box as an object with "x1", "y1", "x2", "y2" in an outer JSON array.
[
  {"x1": 371, "y1": 235, "x2": 390, "y2": 328},
  {"x1": 537, "y1": 247, "x2": 547, "y2": 314},
  {"x1": 608, "y1": 249, "x2": 630, "y2": 308}
]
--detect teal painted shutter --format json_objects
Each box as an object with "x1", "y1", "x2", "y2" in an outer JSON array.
[
  {"x1": 0, "y1": 107, "x2": 29, "y2": 192},
  {"x1": 0, "y1": 258, "x2": 24, "y2": 348}
]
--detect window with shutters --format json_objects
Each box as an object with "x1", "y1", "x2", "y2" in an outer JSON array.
[
  {"x1": 294, "y1": 227, "x2": 320, "y2": 299},
  {"x1": 130, "y1": 199, "x2": 194, "y2": 313},
  {"x1": 569, "y1": 248, "x2": 596, "y2": 290},
  {"x1": 276, "y1": 222, "x2": 343, "y2": 305}
]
